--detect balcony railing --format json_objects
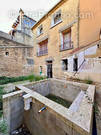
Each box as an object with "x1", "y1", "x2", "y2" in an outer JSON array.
[
  {"x1": 37, "y1": 49, "x2": 48, "y2": 56},
  {"x1": 60, "y1": 41, "x2": 73, "y2": 51}
]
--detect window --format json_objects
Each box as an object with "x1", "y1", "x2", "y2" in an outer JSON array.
[
  {"x1": 60, "y1": 29, "x2": 72, "y2": 51},
  {"x1": 62, "y1": 59, "x2": 68, "y2": 71},
  {"x1": 27, "y1": 49, "x2": 31, "y2": 57},
  {"x1": 73, "y1": 58, "x2": 78, "y2": 71},
  {"x1": 37, "y1": 25, "x2": 43, "y2": 36},
  {"x1": 52, "y1": 10, "x2": 62, "y2": 26},
  {"x1": 5, "y1": 52, "x2": 9, "y2": 56},
  {"x1": 27, "y1": 59, "x2": 34, "y2": 65},
  {"x1": 37, "y1": 39, "x2": 48, "y2": 56}
]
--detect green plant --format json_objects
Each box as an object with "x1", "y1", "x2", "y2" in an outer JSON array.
[
  {"x1": 28, "y1": 75, "x2": 35, "y2": 82},
  {"x1": 0, "y1": 110, "x2": 3, "y2": 118},
  {"x1": 0, "y1": 75, "x2": 46, "y2": 85},
  {"x1": 28, "y1": 74, "x2": 46, "y2": 82},
  {"x1": 84, "y1": 79, "x2": 93, "y2": 84},
  {"x1": 46, "y1": 94, "x2": 72, "y2": 108},
  {"x1": 0, "y1": 87, "x2": 6, "y2": 117},
  {"x1": 0, "y1": 120, "x2": 8, "y2": 134},
  {"x1": 94, "y1": 102, "x2": 99, "y2": 115}
]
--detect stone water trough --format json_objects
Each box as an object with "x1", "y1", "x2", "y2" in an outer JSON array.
[{"x1": 3, "y1": 79, "x2": 95, "y2": 135}]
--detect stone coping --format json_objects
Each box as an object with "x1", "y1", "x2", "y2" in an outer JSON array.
[
  {"x1": 3, "y1": 90, "x2": 24, "y2": 99},
  {"x1": 3, "y1": 79, "x2": 95, "y2": 135}
]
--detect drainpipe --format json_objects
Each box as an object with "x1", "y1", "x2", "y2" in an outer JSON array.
[{"x1": 77, "y1": 0, "x2": 80, "y2": 48}]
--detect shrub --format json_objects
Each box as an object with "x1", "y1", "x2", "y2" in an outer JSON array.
[
  {"x1": 28, "y1": 75, "x2": 46, "y2": 82},
  {"x1": 28, "y1": 75, "x2": 35, "y2": 82},
  {"x1": 0, "y1": 75, "x2": 46, "y2": 85},
  {"x1": 0, "y1": 120, "x2": 8, "y2": 134}
]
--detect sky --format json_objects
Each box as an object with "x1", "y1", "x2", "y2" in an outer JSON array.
[{"x1": 0, "y1": 0, "x2": 60, "y2": 33}]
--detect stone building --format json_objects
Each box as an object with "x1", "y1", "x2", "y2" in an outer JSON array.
[
  {"x1": 0, "y1": 9, "x2": 36, "y2": 77},
  {"x1": 0, "y1": 31, "x2": 34, "y2": 77},
  {"x1": 9, "y1": 9, "x2": 36, "y2": 46},
  {"x1": 32, "y1": 0, "x2": 101, "y2": 82}
]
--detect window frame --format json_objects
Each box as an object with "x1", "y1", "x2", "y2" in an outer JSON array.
[
  {"x1": 62, "y1": 29, "x2": 72, "y2": 49},
  {"x1": 51, "y1": 10, "x2": 62, "y2": 27},
  {"x1": 37, "y1": 25, "x2": 43, "y2": 36},
  {"x1": 37, "y1": 39, "x2": 48, "y2": 56},
  {"x1": 62, "y1": 59, "x2": 68, "y2": 71}
]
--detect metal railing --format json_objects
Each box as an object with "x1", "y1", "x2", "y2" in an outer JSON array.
[
  {"x1": 74, "y1": 59, "x2": 86, "y2": 76},
  {"x1": 60, "y1": 41, "x2": 73, "y2": 51},
  {"x1": 37, "y1": 48, "x2": 48, "y2": 56}
]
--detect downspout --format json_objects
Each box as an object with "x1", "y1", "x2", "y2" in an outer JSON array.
[{"x1": 77, "y1": 0, "x2": 80, "y2": 48}]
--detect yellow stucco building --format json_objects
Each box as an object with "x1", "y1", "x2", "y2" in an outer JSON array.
[{"x1": 32, "y1": 0, "x2": 101, "y2": 82}]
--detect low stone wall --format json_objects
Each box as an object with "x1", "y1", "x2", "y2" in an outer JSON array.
[
  {"x1": 25, "y1": 79, "x2": 50, "y2": 96},
  {"x1": 3, "y1": 90, "x2": 24, "y2": 134},
  {"x1": 50, "y1": 79, "x2": 84, "y2": 102},
  {"x1": 25, "y1": 79, "x2": 87, "y2": 102},
  {"x1": 24, "y1": 98, "x2": 79, "y2": 135}
]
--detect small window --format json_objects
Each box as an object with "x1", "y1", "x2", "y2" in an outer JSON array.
[
  {"x1": 73, "y1": 58, "x2": 78, "y2": 71},
  {"x1": 52, "y1": 10, "x2": 61, "y2": 26},
  {"x1": 5, "y1": 52, "x2": 9, "y2": 56},
  {"x1": 27, "y1": 49, "x2": 31, "y2": 57},
  {"x1": 27, "y1": 59, "x2": 34, "y2": 65},
  {"x1": 37, "y1": 25, "x2": 43, "y2": 36},
  {"x1": 62, "y1": 59, "x2": 68, "y2": 71}
]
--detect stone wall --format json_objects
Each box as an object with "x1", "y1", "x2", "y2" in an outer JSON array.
[
  {"x1": 3, "y1": 91, "x2": 24, "y2": 134},
  {"x1": 25, "y1": 79, "x2": 84, "y2": 102},
  {"x1": 22, "y1": 79, "x2": 95, "y2": 135},
  {"x1": 0, "y1": 30, "x2": 33, "y2": 46},
  {"x1": 0, "y1": 32, "x2": 34, "y2": 77},
  {"x1": 65, "y1": 42, "x2": 101, "y2": 83},
  {"x1": 25, "y1": 80, "x2": 50, "y2": 96},
  {"x1": 50, "y1": 79, "x2": 82, "y2": 102},
  {"x1": 14, "y1": 31, "x2": 33, "y2": 46},
  {"x1": 24, "y1": 99, "x2": 79, "y2": 135}
]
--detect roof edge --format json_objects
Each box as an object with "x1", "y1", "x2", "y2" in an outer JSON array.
[{"x1": 31, "y1": 0, "x2": 67, "y2": 30}]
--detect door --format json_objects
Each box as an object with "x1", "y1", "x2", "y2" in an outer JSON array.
[
  {"x1": 73, "y1": 58, "x2": 78, "y2": 72},
  {"x1": 47, "y1": 63, "x2": 53, "y2": 78}
]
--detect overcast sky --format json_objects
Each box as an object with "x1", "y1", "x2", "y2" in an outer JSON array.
[{"x1": 0, "y1": 0, "x2": 60, "y2": 33}]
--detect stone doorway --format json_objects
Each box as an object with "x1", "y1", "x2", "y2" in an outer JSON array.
[{"x1": 47, "y1": 61, "x2": 53, "y2": 78}]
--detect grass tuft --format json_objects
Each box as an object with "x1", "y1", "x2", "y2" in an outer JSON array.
[{"x1": 84, "y1": 79, "x2": 93, "y2": 84}]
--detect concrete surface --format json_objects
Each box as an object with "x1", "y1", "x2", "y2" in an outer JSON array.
[
  {"x1": 3, "y1": 90, "x2": 24, "y2": 134},
  {"x1": 3, "y1": 79, "x2": 95, "y2": 135}
]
